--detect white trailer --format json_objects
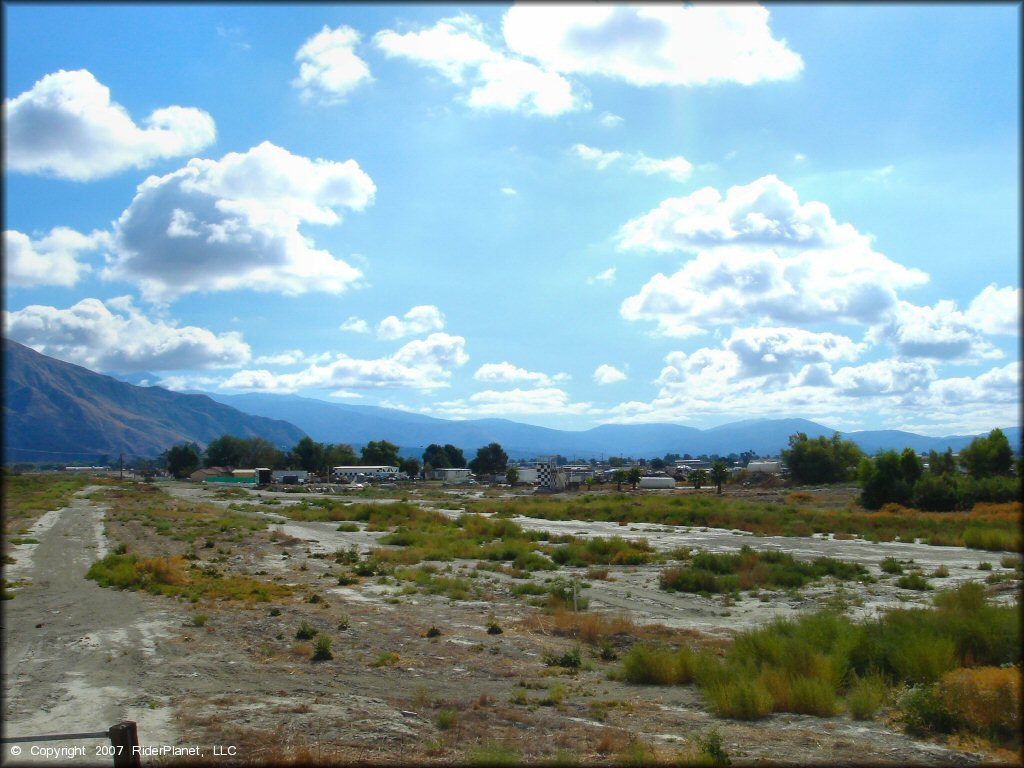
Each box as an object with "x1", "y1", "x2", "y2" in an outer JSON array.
[{"x1": 638, "y1": 476, "x2": 676, "y2": 489}]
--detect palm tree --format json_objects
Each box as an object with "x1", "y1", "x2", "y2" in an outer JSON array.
[
  {"x1": 710, "y1": 461, "x2": 729, "y2": 495},
  {"x1": 690, "y1": 468, "x2": 709, "y2": 490}
]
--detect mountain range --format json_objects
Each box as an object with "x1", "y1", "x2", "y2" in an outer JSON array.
[
  {"x1": 205, "y1": 393, "x2": 1019, "y2": 461},
  {"x1": 3, "y1": 340, "x2": 304, "y2": 463},
  {"x1": 3, "y1": 339, "x2": 1018, "y2": 463}
]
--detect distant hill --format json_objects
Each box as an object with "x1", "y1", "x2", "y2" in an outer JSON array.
[
  {"x1": 3, "y1": 340, "x2": 306, "y2": 462},
  {"x1": 204, "y1": 391, "x2": 1019, "y2": 460}
]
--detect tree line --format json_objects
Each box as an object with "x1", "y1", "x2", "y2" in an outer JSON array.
[
  {"x1": 781, "y1": 429, "x2": 1018, "y2": 511},
  {"x1": 163, "y1": 435, "x2": 512, "y2": 480}
]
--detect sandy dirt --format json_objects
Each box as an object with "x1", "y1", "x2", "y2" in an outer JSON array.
[{"x1": 3, "y1": 482, "x2": 1018, "y2": 766}]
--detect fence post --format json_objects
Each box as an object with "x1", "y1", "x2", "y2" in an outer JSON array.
[{"x1": 107, "y1": 721, "x2": 140, "y2": 768}]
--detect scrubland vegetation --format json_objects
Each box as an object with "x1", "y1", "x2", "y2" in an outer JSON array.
[
  {"x1": 659, "y1": 545, "x2": 871, "y2": 594},
  {"x1": 2, "y1": 470, "x2": 97, "y2": 533},
  {"x1": 616, "y1": 582, "x2": 1020, "y2": 752},
  {"x1": 86, "y1": 552, "x2": 292, "y2": 603},
  {"x1": 10, "y1": 471, "x2": 1018, "y2": 762},
  {"x1": 466, "y1": 493, "x2": 1021, "y2": 552}
]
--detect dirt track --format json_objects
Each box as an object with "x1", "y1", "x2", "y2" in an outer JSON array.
[{"x1": 3, "y1": 483, "x2": 1014, "y2": 765}]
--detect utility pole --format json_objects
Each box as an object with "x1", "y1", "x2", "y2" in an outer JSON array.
[{"x1": 119, "y1": 453, "x2": 124, "y2": 480}]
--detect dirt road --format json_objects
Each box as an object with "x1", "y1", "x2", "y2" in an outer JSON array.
[{"x1": 3, "y1": 488, "x2": 181, "y2": 764}]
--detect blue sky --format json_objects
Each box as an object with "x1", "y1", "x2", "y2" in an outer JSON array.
[{"x1": 4, "y1": 3, "x2": 1019, "y2": 436}]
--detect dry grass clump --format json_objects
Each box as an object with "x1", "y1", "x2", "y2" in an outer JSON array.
[
  {"x1": 523, "y1": 608, "x2": 635, "y2": 645},
  {"x1": 936, "y1": 666, "x2": 1021, "y2": 742},
  {"x1": 86, "y1": 552, "x2": 291, "y2": 602}
]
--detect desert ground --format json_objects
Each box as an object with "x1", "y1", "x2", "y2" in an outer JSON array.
[{"x1": 2, "y1": 480, "x2": 1020, "y2": 766}]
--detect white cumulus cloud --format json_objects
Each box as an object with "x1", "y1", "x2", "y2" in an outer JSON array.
[
  {"x1": 3, "y1": 297, "x2": 251, "y2": 372},
  {"x1": 630, "y1": 153, "x2": 693, "y2": 182},
  {"x1": 503, "y1": 5, "x2": 803, "y2": 87},
  {"x1": 221, "y1": 332, "x2": 468, "y2": 393},
  {"x1": 377, "y1": 305, "x2": 445, "y2": 340},
  {"x1": 375, "y1": 14, "x2": 586, "y2": 116},
  {"x1": 294, "y1": 25, "x2": 373, "y2": 104},
  {"x1": 436, "y1": 387, "x2": 592, "y2": 417},
  {"x1": 473, "y1": 361, "x2": 566, "y2": 386},
  {"x1": 869, "y1": 300, "x2": 1003, "y2": 362},
  {"x1": 965, "y1": 284, "x2": 1020, "y2": 337},
  {"x1": 339, "y1": 316, "x2": 370, "y2": 333},
  {"x1": 619, "y1": 176, "x2": 928, "y2": 334},
  {"x1": 4, "y1": 227, "x2": 109, "y2": 287},
  {"x1": 572, "y1": 143, "x2": 623, "y2": 170},
  {"x1": 574, "y1": 143, "x2": 693, "y2": 181},
  {"x1": 104, "y1": 141, "x2": 375, "y2": 301},
  {"x1": 593, "y1": 364, "x2": 627, "y2": 385},
  {"x1": 4, "y1": 69, "x2": 216, "y2": 181}
]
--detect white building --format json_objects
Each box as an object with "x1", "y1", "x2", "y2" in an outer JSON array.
[
  {"x1": 746, "y1": 460, "x2": 783, "y2": 474},
  {"x1": 332, "y1": 465, "x2": 399, "y2": 482},
  {"x1": 430, "y1": 467, "x2": 472, "y2": 484},
  {"x1": 515, "y1": 467, "x2": 539, "y2": 484}
]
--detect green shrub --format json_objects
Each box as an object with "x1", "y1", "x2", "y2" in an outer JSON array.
[
  {"x1": 899, "y1": 684, "x2": 956, "y2": 736},
  {"x1": 295, "y1": 621, "x2": 316, "y2": 640},
  {"x1": 435, "y1": 708, "x2": 457, "y2": 730},
  {"x1": 888, "y1": 632, "x2": 956, "y2": 684},
  {"x1": 370, "y1": 651, "x2": 399, "y2": 667},
  {"x1": 191, "y1": 613, "x2": 208, "y2": 627},
  {"x1": 620, "y1": 643, "x2": 698, "y2": 685},
  {"x1": 543, "y1": 646, "x2": 581, "y2": 669},
  {"x1": 703, "y1": 673, "x2": 774, "y2": 720},
  {"x1": 845, "y1": 672, "x2": 888, "y2": 720},
  {"x1": 312, "y1": 634, "x2": 333, "y2": 661},
  {"x1": 879, "y1": 557, "x2": 904, "y2": 574},
  {"x1": 787, "y1": 675, "x2": 837, "y2": 716},
  {"x1": 694, "y1": 729, "x2": 731, "y2": 766},
  {"x1": 467, "y1": 742, "x2": 519, "y2": 766},
  {"x1": 896, "y1": 573, "x2": 931, "y2": 591}
]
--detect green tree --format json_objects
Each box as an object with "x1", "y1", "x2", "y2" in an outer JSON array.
[
  {"x1": 361, "y1": 440, "x2": 400, "y2": 467},
  {"x1": 612, "y1": 469, "x2": 627, "y2": 491},
  {"x1": 291, "y1": 436, "x2": 325, "y2": 473},
  {"x1": 399, "y1": 457, "x2": 421, "y2": 479},
  {"x1": 710, "y1": 460, "x2": 729, "y2": 495},
  {"x1": 245, "y1": 437, "x2": 284, "y2": 469},
  {"x1": 505, "y1": 466, "x2": 519, "y2": 486},
  {"x1": 959, "y1": 428, "x2": 1013, "y2": 479},
  {"x1": 912, "y1": 473, "x2": 960, "y2": 511},
  {"x1": 326, "y1": 443, "x2": 359, "y2": 468},
  {"x1": 858, "y1": 451, "x2": 914, "y2": 510},
  {"x1": 690, "y1": 468, "x2": 709, "y2": 489},
  {"x1": 649, "y1": 458, "x2": 667, "y2": 471},
  {"x1": 608, "y1": 456, "x2": 624, "y2": 468},
  {"x1": 627, "y1": 466, "x2": 643, "y2": 490},
  {"x1": 781, "y1": 432, "x2": 864, "y2": 485},
  {"x1": 469, "y1": 442, "x2": 508, "y2": 476},
  {"x1": 422, "y1": 444, "x2": 451, "y2": 469},
  {"x1": 166, "y1": 443, "x2": 200, "y2": 478},
  {"x1": 203, "y1": 434, "x2": 247, "y2": 468},
  {"x1": 443, "y1": 444, "x2": 467, "y2": 468},
  {"x1": 899, "y1": 448, "x2": 924, "y2": 487},
  {"x1": 927, "y1": 448, "x2": 957, "y2": 476}
]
